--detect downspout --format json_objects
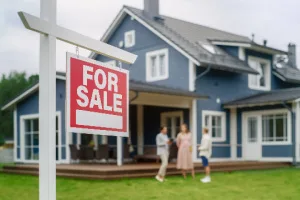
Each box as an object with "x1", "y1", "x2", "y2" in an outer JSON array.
[{"x1": 282, "y1": 101, "x2": 296, "y2": 166}]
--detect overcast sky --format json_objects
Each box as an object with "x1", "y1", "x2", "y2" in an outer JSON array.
[{"x1": 1, "y1": 0, "x2": 299, "y2": 76}]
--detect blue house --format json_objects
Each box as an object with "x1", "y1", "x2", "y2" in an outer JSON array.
[{"x1": 2, "y1": 0, "x2": 300, "y2": 164}]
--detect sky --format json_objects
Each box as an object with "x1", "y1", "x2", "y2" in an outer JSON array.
[{"x1": 0, "y1": 0, "x2": 299, "y2": 76}]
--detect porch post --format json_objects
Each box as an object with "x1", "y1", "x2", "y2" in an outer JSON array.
[
  {"x1": 190, "y1": 99, "x2": 197, "y2": 162},
  {"x1": 137, "y1": 105, "x2": 144, "y2": 155},
  {"x1": 117, "y1": 136, "x2": 123, "y2": 166},
  {"x1": 295, "y1": 102, "x2": 300, "y2": 162},
  {"x1": 230, "y1": 108, "x2": 237, "y2": 160},
  {"x1": 93, "y1": 135, "x2": 98, "y2": 150},
  {"x1": 13, "y1": 107, "x2": 17, "y2": 162}
]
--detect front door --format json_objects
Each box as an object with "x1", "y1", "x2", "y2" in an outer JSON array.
[
  {"x1": 161, "y1": 111, "x2": 183, "y2": 139},
  {"x1": 244, "y1": 115, "x2": 261, "y2": 160}
]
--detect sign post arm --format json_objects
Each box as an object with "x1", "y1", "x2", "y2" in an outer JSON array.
[
  {"x1": 39, "y1": 0, "x2": 56, "y2": 199},
  {"x1": 117, "y1": 136, "x2": 123, "y2": 166}
]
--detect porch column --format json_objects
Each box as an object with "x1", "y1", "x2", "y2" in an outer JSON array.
[
  {"x1": 102, "y1": 136, "x2": 108, "y2": 144},
  {"x1": 77, "y1": 133, "x2": 81, "y2": 146},
  {"x1": 137, "y1": 105, "x2": 144, "y2": 155},
  {"x1": 295, "y1": 101, "x2": 300, "y2": 162},
  {"x1": 13, "y1": 107, "x2": 17, "y2": 162},
  {"x1": 117, "y1": 136, "x2": 123, "y2": 166},
  {"x1": 230, "y1": 108, "x2": 237, "y2": 160},
  {"x1": 190, "y1": 99, "x2": 197, "y2": 162},
  {"x1": 93, "y1": 135, "x2": 98, "y2": 150}
]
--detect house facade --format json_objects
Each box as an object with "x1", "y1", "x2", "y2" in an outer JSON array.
[{"x1": 2, "y1": 0, "x2": 300, "y2": 164}]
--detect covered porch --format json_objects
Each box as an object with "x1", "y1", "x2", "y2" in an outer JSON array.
[{"x1": 66, "y1": 80, "x2": 207, "y2": 165}]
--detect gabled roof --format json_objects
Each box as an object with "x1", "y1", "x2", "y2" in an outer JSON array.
[
  {"x1": 1, "y1": 72, "x2": 208, "y2": 111},
  {"x1": 273, "y1": 64, "x2": 300, "y2": 84},
  {"x1": 223, "y1": 87, "x2": 300, "y2": 108},
  {"x1": 90, "y1": 6, "x2": 259, "y2": 75}
]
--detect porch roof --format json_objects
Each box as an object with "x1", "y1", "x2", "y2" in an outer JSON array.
[
  {"x1": 1, "y1": 72, "x2": 208, "y2": 111},
  {"x1": 130, "y1": 80, "x2": 208, "y2": 99},
  {"x1": 223, "y1": 87, "x2": 300, "y2": 108}
]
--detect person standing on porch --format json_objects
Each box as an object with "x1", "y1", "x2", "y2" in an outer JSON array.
[
  {"x1": 155, "y1": 126, "x2": 171, "y2": 182},
  {"x1": 198, "y1": 127, "x2": 212, "y2": 183},
  {"x1": 176, "y1": 124, "x2": 195, "y2": 179}
]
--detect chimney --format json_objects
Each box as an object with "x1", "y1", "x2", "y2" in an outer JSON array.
[
  {"x1": 144, "y1": 0, "x2": 159, "y2": 19},
  {"x1": 288, "y1": 43, "x2": 297, "y2": 68},
  {"x1": 263, "y1": 39, "x2": 267, "y2": 46}
]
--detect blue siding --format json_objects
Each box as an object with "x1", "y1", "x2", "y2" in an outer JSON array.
[
  {"x1": 95, "y1": 14, "x2": 189, "y2": 90},
  {"x1": 16, "y1": 79, "x2": 66, "y2": 161},
  {"x1": 262, "y1": 145, "x2": 292, "y2": 157}
]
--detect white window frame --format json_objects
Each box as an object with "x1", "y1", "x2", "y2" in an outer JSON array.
[
  {"x1": 124, "y1": 30, "x2": 135, "y2": 48},
  {"x1": 243, "y1": 109, "x2": 291, "y2": 145},
  {"x1": 248, "y1": 56, "x2": 271, "y2": 91},
  {"x1": 202, "y1": 110, "x2": 226, "y2": 142},
  {"x1": 20, "y1": 111, "x2": 63, "y2": 163},
  {"x1": 146, "y1": 48, "x2": 169, "y2": 82},
  {"x1": 161, "y1": 111, "x2": 184, "y2": 139}
]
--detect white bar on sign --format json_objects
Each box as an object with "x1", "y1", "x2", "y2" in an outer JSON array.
[{"x1": 76, "y1": 110, "x2": 123, "y2": 129}]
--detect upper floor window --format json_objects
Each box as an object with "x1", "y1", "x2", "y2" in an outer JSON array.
[
  {"x1": 202, "y1": 110, "x2": 226, "y2": 142},
  {"x1": 124, "y1": 30, "x2": 135, "y2": 48},
  {"x1": 248, "y1": 56, "x2": 271, "y2": 91},
  {"x1": 146, "y1": 48, "x2": 169, "y2": 82}
]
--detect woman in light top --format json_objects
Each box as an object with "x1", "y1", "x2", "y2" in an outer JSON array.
[{"x1": 176, "y1": 124, "x2": 195, "y2": 179}]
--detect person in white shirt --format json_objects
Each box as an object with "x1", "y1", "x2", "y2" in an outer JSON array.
[
  {"x1": 198, "y1": 127, "x2": 212, "y2": 183},
  {"x1": 155, "y1": 126, "x2": 172, "y2": 182}
]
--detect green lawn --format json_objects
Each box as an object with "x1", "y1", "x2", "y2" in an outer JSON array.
[{"x1": 0, "y1": 168, "x2": 299, "y2": 200}]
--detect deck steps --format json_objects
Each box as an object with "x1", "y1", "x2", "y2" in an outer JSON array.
[{"x1": 1, "y1": 161, "x2": 291, "y2": 180}]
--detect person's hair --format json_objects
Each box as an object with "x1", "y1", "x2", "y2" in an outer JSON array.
[
  {"x1": 203, "y1": 127, "x2": 209, "y2": 134},
  {"x1": 181, "y1": 123, "x2": 189, "y2": 133},
  {"x1": 160, "y1": 126, "x2": 167, "y2": 131}
]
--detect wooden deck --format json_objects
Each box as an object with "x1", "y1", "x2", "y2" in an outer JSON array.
[{"x1": 1, "y1": 161, "x2": 291, "y2": 180}]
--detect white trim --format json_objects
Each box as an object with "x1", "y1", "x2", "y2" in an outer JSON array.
[
  {"x1": 260, "y1": 157, "x2": 293, "y2": 162},
  {"x1": 124, "y1": 8, "x2": 200, "y2": 66},
  {"x1": 19, "y1": 111, "x2": 64, "y2": 163},
  {"x1": 137, "y1": 105, "x2": 144, "y2": 155},
  {"x1": 146, "y1": 48, "x2": 169, "y2": 82},
  {"x1": 190, "y1": 100, "x2": 197, "y2": 162},
  {"x1": 238, "y1": 47, "x2": 245, "y2": 61},
  {"x1": 160, "y1": 111, "x2": 184, "y2": 139},
  {"x1": 124, "y1": 30, "x2": 135, "y2": 48},
  {"x1": 188, "y1": 60, "x2": 196, "y2": 91},
  {"x1": 230, "y1": 108, "x2": 237, "y2": 160},
  {"x1": 1, "y1": 84, "x2": 39, "y2": 111},
  {"x1": 211, "y1": 41, "x2": 251, "y2": 47},
  {"x1": 242, "y1": 109, "x2": 292, "y2": 147},
  {"x1": 224, "y1": 101, "x2": 293, "y2": 109},
  {"x1": 13, "y1": 107, "x2": 18, "y2": 162},
  {"x1": 248, "y1": 56, "x2": 271, "y2": 91},
  {"x1": 202, "y1": 110, "x2": 226, "y2": 142}
]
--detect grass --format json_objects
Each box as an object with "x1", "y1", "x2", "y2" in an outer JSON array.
[{"x1": 0, "y1": 168, "x2": 300, "y2": 200}]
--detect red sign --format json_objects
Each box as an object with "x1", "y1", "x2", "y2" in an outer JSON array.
[{"x1": 66, "y1": 53, "x2": 129, "y2": 137}]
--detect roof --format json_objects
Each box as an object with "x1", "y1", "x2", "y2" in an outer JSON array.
[
  {"x1": 274, "y1": 65, "x2": 300, "y2": 84},
  {"x1": 1, "y1": 72, "x2": 208, "y2": 111},
  {"x1": 223, "y1": 87, "x2": 300, "y2": 108},
  {"x1": 124, "y1": 6, "x2": 258, "y2": 75}
]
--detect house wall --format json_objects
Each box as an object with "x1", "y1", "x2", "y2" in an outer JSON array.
[
  {"x1": 16, "y1": 79, "x2": 66, "y2": 161},
  {"x1": 95, "y1": 14, "x2": 190, "y2": 90},
  {"x1": 236, "y1": 104, "x2": 294, "y2": 159}
]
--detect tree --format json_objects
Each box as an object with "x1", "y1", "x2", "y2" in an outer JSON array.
[{"x1": 0, "y1": 71, "x2": 39, "y2": 140}]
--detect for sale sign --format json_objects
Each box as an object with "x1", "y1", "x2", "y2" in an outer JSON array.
[{"x1": 66, "y1": 53, "x2": 129, "y2": 137}]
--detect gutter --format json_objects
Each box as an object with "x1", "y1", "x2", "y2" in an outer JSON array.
[
  {"x1": 130, "y1": 91, "x2": 139, "y2": 103},
  {"x1": 282, "y1": 101, "x2": 296, "y2": 165}
]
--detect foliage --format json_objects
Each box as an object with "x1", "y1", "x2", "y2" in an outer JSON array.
[
  {"x1": 0, "y1": 168, "x2": 299, "y2": 200},
  {"x1": 0, "y1": 71, "x2": 38, "y2": 139}
]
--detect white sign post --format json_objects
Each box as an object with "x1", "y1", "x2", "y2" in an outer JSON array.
[{"x1": 18, "y1": 1, "x2": 137, "y2": 199}]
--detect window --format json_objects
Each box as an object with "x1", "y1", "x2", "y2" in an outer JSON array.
[
  {"x1": 248, "y1": 56, "x2": 271, "y2": 91},
  {"x1": 23, "y1": 115, "x2": 61, "y2": 161},
  {"x1": 161, "y1": 111, "x2": 183, "y2": 139},
  {"x1": 124, "y1": 30, "x2": 135, "y2": 48},
  {"x1": 202, "y1": 110, "x2": 226, "y2": 142},
  {"x1": 262, "y1": 114, "x2": 288, "y2": 142},
  {"x1": 146, "y1": 48, "x2": 169, "y2": 82}
]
